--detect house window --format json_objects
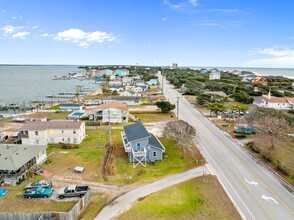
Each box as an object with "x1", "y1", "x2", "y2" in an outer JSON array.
[
  {"x1": 35, "y1": 131, "x2": 38, "y2": 136},
  {"x1": 67, "y1": 138, "x2": 71, "y2": 143},
  {"x1": 36, "y1": 140, "x2": 39, "y2": 144},
  {"x1": 153, "y1": 151, "x2": 157, "y2": 157},
  {"x1": 62, "y1": 138, "x2": 65, "y2": 142},
  {"x1": 73, "y1": 130, "x2": 76, "y2": 134},
  {"x1": 136, "y1": 142, "x2": 141, "y2": 151},
  {"x1": 73, "y1": 138, "x2": 77, "y2": 143},
  {"x1": 62, "y1": 130, "x2": 64, "y2": 133}
]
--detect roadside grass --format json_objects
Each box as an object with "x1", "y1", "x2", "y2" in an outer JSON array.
[
  {"x1": 246, "y1": 139, "x2": 294, "y2": 185},
  {"x1": 0, "y1": 177, "x2": 76, "y2": 212},
  {"x1": 78, "y1": 193, "x2": 109, "y2": 219},
  {"x1": 107, "y1": 129, "x2": 204, "y2": 184},
  {"x1": 132, "y1": 112, "x2": 175, "y2": 123},
  {"x1": 43, "y1": 129, "x2": 108, "y2": 182},
  {"x1": 23, "y1": 111, "x2": 70, "y2": 119},
  {"x1": 115, "y1": 175, "x2": 241, "y2": 220},
  {"x1": 183, "y1": 95, "x2": 196, "y2": 104}
]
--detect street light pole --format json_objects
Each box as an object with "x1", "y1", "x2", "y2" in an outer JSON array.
[{"x1": 161, "y1": 71, "x2": 164, "y2": 94}]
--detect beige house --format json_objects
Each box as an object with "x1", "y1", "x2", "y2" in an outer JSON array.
[
  {"x1": 19, "y1": 119, "x2": 86, "y2": 145},
  {"x1": 85, "y1": 102, "x2": 129, "y2": 124}
]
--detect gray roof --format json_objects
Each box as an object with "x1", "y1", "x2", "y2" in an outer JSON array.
[
  {"x1": 20, "y1": 120, "x2": 83, "y2": 131},
  {"x1": 106, "y1": 96, "x2": 141, "y2": 101},
  {"x1": 0, "y1": 144, "x2": 48, "y2": 170},
  {"x1": 124, "y1": 122, "x2": 150, "y2": 142},
  {"x1": 148, "y1": 133, "x2": 165, "y2": 151}
]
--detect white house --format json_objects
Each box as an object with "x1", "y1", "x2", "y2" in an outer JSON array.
[
  {"x1": 209, "y1": 71, "x2": 221, "y2": 80},
  {"x1": 253, "y1": 97, "x2": 294, "y2": 110},
  {"x1": 0, "y1": 144, "x2": 48, "y2": 185},
  {"x1": 122, "y1": 77, "x2": 134, "y2": 86},
  {"x1": 85, "y1": 102, "x2": 129, "y2": 123},
  {"x1": 19, "y1": 119, "x2": 86, "y2": 145}
]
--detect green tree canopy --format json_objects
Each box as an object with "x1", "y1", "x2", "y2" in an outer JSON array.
[{"x1": 155, "y1": 101, "x2": 176, "y2": 113}]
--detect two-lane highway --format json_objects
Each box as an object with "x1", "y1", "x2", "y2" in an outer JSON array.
[{"x1": 161, "y1": 74, "x2": 293, "y2": 220}]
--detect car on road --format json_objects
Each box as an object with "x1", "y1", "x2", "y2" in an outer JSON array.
[
  {"x1": 58, "y1": 185, "x2": 89, "y2": 199},
  {"x1": 25, "y1": 179, "x2": 53, "y2": 190},
  {"x1": 23, "y1": 186, "x2": 53, "y2": 199}
]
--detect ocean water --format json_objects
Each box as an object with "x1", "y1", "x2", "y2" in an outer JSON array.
[{"x1": 0, "y1": 65, "x2": 96, "y2": 105}]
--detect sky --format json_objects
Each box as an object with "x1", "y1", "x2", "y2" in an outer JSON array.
[{"x1": 0, "y1": 0, "x2": 294, "y2": 67}]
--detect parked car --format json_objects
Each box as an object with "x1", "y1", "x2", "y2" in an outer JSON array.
[
  {"x1": 58, "y1": 185, "x2": 89, "y2": 199},
  {"x1": 25, "y1": 180, "x2": 53, "y2": 190},
  {"x1": 23, "y1": 186, "x2": 53, "y2": 199}
]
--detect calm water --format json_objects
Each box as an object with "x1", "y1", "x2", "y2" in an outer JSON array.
[{"x1": 0, "y1": 65, "x2": 96, "y2": 105}]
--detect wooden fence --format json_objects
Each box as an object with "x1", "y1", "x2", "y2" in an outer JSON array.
[{"x1": 0, "y1": 191, "x2": 90, "y2": 220}]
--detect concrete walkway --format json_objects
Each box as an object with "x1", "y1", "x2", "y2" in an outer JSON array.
[{"x1": 95, "y1": 165, "x2": 208, "y2": 220}]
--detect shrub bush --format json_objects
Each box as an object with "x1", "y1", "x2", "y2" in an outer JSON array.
[
  {"x1": 58, "y1": 142, "x2": 79, "y2": 149},
  {"x1": 235, "y1": 134, "x2": 246, "y2": 138}
]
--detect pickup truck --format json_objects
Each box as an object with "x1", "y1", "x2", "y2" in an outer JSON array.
[
  {"x1": 58, "y1": 185, "x2": 89, "y2": 199},
  {"x1": 23, "y1": 186, "x2": 53, "y2": 199}
]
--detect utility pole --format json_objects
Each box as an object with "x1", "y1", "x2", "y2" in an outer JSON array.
[
  {"x1": 175, "y1": 97, "x2": 181, "y2": 120},
  {"x1": 161, "y1": 71, "x2": 164, "y2": 94}
]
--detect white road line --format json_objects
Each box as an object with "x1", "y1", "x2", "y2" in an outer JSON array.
[{"x1": 245, "y1": 179, "x2": 258, "y2": 186}]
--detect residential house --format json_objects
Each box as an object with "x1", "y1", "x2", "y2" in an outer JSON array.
[
  {"x1": 121, "y1": 122, "x2": 165, "y2": 167},
  {"x1": 19, "y1": 119, "x2": 86, "y2": 145},
  {"x1": 209, "y1": 71, "x2": 221, "y2": 80},
  {"x1": 252, "y1": 76, "x2": 268, "y2": 85},
  {"x1": 106, "y1": 96, "x2": 141, "y2": 105},
  {"x1": 146, "y1": 79, "x2": 159, "y2": 86},
  {"x1": 98, "y1": 69, "x2": 113, "y2": 76},
  {"x1": 0, "y1": 144, "x2": 48, "y2": 185},
  {"x1": 199, "y1": 68, "x2": 207, "y2": 74},
  {"x1": 180, "y1": 84, "x2": 187, "y2": 93},
  {"x1": 115, "y1": 69, "x2": 129, "y2": 77},
  {"x1": 119, "y1": 91, "x2": 140, "y2": 97},
  {"x1": 253, "y1": 97, "x2": 294, "y2": 110},
  {"x1": 85, "y1": 102, "x2": 129, "y2": 123},
  {"x1": 135, "y1": 79, "x2": 145, "y2": 87},
  {"x1": 122, "y1": 77, "x2": 134, "y2": 86}
]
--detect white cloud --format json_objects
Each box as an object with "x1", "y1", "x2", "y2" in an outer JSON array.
[
  {"x1": 40, "y1": 33, "x2": 49, "y2": 37},
  {"x1": 1, "y1": 25, "x2": 24, "y2": 34},
  {"x1": 162, "y1": 17, "x2": 167, "y2": 21},
  {"x1": 163, "y1": 0, "x2": 198, "y2": 9},
  {"x1": 54, "y1": 28, "x2": 115, "y2": 47},
  {"x1": 205, "y1": 9, "x2": 239, "y2": 14},
  {"x1": 12, "y1": 31, "x2": 30, "y2": 39},
  {"x1": 12, "y1": 16, "x2": 17, "y2": 20},
  {"x1": 245, "y1": 47, "x2": 294, "y2": 67},
  {"x1": 188, "y1": 0, "x2": 198, "y2": 6}
]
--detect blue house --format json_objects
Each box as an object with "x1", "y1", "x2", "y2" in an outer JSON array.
[
  {"x1": 115, "y1": 69, "x2": 129, "y2": 77},
  {"x1": 121, "y1": 122, "x2": 165, "y2": 167}
]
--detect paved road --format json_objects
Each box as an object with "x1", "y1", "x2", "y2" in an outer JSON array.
[
  {"x1": 95, "y1": 166, "x2": 208, "y2": 220},
  {"x1": 161, "y1": 74, "x2": 294, "y2": 220}
]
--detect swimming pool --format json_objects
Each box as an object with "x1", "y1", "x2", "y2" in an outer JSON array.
[{"x1": 68, "y1": 111, "x2": 85, "y2": 119}]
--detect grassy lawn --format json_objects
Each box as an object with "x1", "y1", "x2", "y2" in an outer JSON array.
[
  {"x1": 44, "y1": 129, "x2": 108, "y2": 182},
  {"x1": 0, "y1": 177, "x2": 76, "y2": 212},
  {"x1": 115, "y1": 175, "x2": 241, "y2": 220},
  {"x1": 107, "y1": 129, "x2": 204, "y2": 184},
  {"x1": 79, "y1": 193, "x2": 109, "y2": 219},
  {"x1": 132, "y1": 112, "x2": 176, "y2": 123},
  {"x1": 22, "y1": 111, "x2": 70, "y2": 119}
]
